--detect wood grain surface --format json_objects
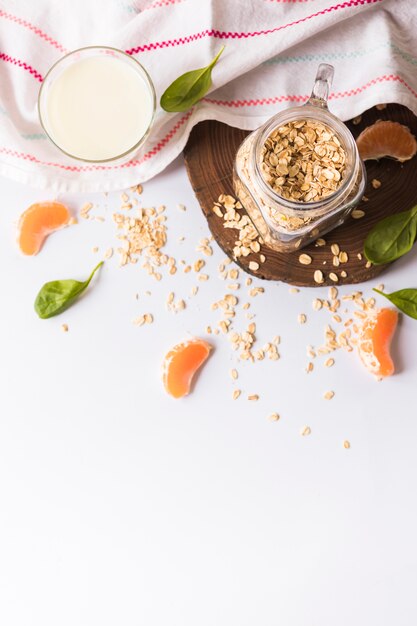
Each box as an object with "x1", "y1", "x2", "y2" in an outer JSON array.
[{"x1": 183, "y1": 104, "x2": 417, "y2": 286}]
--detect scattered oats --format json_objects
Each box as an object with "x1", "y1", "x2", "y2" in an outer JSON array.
[
  {"x1": 365, "y1": 261, "x2": 372, "y2": 269},
  {"x1": 333, "y1": 255, "x2": 340, "y2": 267},
  {"x1": 307, "y1": 345, "x2": 316, "y2": 358},
  {"x1": 198, "y1": 274, "x2": 209, "y2": 281},
  {"x1": 229, "y1": 268, "x2": 239, "y2": 280},
  {"x1": 206, "y1": 325, "x2": 212, "y2": 334},
  {"x1": 249, "y1": 287, "x2": 264, "y2": 297},
  {"x1": 230, "y1": 369, "x2": 238, "y2": 380},
  {"x1": 331, "y1": 243, "x2": 340, "y2": 256},
  {"x1": 260, "y1": 254, "x2": 266, "y2": 263},
  {"x1": 61, "y1": 323, "x2": 68, "y2": 332},
  {"x1": 219, "y1": 320, "x2": 229, "y2": 334},
  {"x1": 306, "y1": 362, "x2": 314, "y2": 373},
  {"x1": 133, "y1": 315, "x2": 146, "y2": 327},
  {"x1": 298, "y1": 313, "x2": 307, "y2": 324},
  {"x1": 329, "y1": 286, "x2": 338, "y2": 300},
  {"x1": 248, "y1": 394, "x2": 259, "y2": 401},
  {"x1": 228, "y1": 282, "x2": 240, "y2": 290},
  {"x1": 376, "y1": 283, "x2": 384, "y2": 291},
  {"x1": 177, "y1": 203, "x2": 186, "y2": 212},
  {"x1": 329, "y1": 272, "x2": 339, "y2": 283},
  {"x1": 121, "y1": 192, "x2": 129, "y2": 203},
  {"x1": 343, "y1": 440, "x2": 351, "y2": 449},
  {"x1": 332, "y1": 314, "x2": 342, "y2": 323},
  {"x1": 92, "y1": 246, "x2": 99, "y2": 253},
  {"x1": 325, "y1": 358, "x2": 335, "y2": 367},
  {"x1": 273, "y1": 335, "x2": 281, "y2": 345},
  {"x1": 352, "y1": 114, "x2": 362, "y2": 125},
  {"x1": 340, "y1": 270, "x2": 347, "y2": 278},
  {"x1": 339, "y1": 251, "x2": 348, "y2": 263},
  {"x1": 193, "y1": 259, "x2": 205, "y2": 272},
  {"x1": 301, "y1": 426, "x2": 311, "y2": 437},
  {"x1": 249, "y1": 261, "x2": 260, "y2": 271},
  {"x1": 232, "y1": 389, "x2": 241, "y2": 400},
  {"x1": 191, "y1": 286, "x2": 199, "y2": 296},
  {"x1": 268, "y1": 413, "x2": 280, "y2": 422},
  {"x1": 299, "y1": 253, "x2": 312, "y2": 265},
  {"x1": 144, "y1": 313, "x2": 153, "y2": 324},
  {"x1": 314, "y1": 270, "x2": 324, "y2": 284},
  {"x1": 315, "y1": 238, "x2": 326, "y2": 247},
  {"x1": 176, "y1": 299, "x2": 186, "y2": 312},
  {"x1": 242, "y1": 302, "x2": 250, "y2": 310},
  {"x1": 371, "y1": 178, "x2": 381, "y2": 189},
  {"x1": 213, "y1": 205, "x2": 224, "y2": 218},
  {"x1": 68, "y1": 216, "x2": 78, "y2": 225},
  {"x1": 104, "y1": 247, "x2": 113, "y2": 259},
  {"x1": 80, "y1": 202, "x2": 93, "y2": 218},
  {"x1": 313, "y1": 298, "x2": 323, "y2": 311},
  {"x1": 289, "y1": 287, "x2": 300, "y2": 294},
  {"x1": 324, "y1": 390, "x2": 335, "y2": 400},
  {"x1": 352, "y1": 209, "x2": 365, "y2": 219},
  {"x1": 246, "y1": 277, "x2": 252, "y2": 286}
]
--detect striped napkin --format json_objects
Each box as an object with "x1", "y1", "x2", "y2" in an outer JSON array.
[{"x1": 0, "y1": 0, "x2": 415, "y2": 191}]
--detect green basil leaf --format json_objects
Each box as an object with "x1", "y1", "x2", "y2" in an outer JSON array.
[
  {"x1": 364, "y1": 204, "x2": 417, "y2": 265},
  {"x1": 160, "y1": 46, "x2": 225, "y2": 112},
  {"x1": 374, "y1": 287, "x2": 417, "y2": 320},
  {"x1": 34, "y1": 261, "x2": 103, "y2": 319}
]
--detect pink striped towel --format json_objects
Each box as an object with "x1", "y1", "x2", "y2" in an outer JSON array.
[{"x1": 0, "y1": 0, "x2": 415, "y2": 191}]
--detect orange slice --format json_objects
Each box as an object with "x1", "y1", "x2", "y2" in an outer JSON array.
[
  {"x1": 17, "y1": 201, "x2": 71, "y2": 255},
  {"x1": 356, "y1": 120, "x2": 417, "y2": 162},
  {"x1": 163, "y1": 338, "x2": 212, "y2": 398},
  {"x1": 357, "y1": 308, "x2": 398, "y2": 378}
]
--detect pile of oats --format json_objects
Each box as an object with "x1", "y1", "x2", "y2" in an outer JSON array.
[
  {"x1": 260, "y1": 119, "x2": 347, "y2": 202},
  {"x1": 113, "y1": 204, "x2": 178, "y2": 280}
]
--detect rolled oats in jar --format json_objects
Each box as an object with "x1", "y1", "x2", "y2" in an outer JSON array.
[{"x1": 233, "y1": 64, "x2": 366, "y2": 252}]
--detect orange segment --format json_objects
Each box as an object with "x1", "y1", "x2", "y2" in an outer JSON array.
[
  {"x1": 163, "y1": 338, "x2": 212, "y2": 398},
  {"x1": 357, "y1": 308, "x2": 398, "y2": 378},
  {"x1": 17, "y1": 201, "x2": 71, "y2": 255},
  {"x1": 356, "y1": 120, "x2": 417, "y2": 162}
]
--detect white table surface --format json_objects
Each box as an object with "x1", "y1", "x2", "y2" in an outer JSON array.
[{"x1": 0, "y1": 157, "x2": 417, "y2": 626}]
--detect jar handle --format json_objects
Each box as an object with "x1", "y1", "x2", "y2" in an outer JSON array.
[{"x1": 307, "y1": 63, "x2": 334, "y2": 109}]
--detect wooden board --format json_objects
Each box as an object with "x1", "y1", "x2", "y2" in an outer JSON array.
[{"x1": 183, "y1": 104, "x2": 417, "y2": 286}]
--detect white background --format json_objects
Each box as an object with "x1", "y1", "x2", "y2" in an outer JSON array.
[{"x1": 0, "y1": 157, "x2": 417, "y2": 626}]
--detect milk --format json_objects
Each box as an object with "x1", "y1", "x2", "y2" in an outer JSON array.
[{"x1": 44, "y1": 55, "x2": 154, "y2": 161}]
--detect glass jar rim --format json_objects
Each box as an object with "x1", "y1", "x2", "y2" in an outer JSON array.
[
  {"x1": 38, "y1": 45, "x2": 156, "y2": 164},
  {"x1": 252, "y1": 105, "x2": 359, "y2": 211}
]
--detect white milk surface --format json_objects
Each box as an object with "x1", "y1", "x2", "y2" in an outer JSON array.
[{"x1": 45, "y1": 56, "x2": 154, "y2": 161}]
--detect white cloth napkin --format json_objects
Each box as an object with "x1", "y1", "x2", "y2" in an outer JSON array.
[{"x1": 0, "y1": 0, "x2": 415, "y2": 192}]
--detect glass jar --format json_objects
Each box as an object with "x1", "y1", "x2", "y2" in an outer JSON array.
[{"x1": 233, "y1": 64, "x2": 366, "y2": 252}]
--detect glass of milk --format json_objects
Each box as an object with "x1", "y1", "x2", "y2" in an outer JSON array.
[{"x1": 38, "y1": 46, "x2": 156, "y2": 163}]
